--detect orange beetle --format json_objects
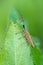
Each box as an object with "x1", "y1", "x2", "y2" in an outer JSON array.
[{"x1": 23, "y1": 24, "x2": 34, "y2": 48}]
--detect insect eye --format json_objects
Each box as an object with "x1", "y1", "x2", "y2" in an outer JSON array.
[{"x1": 23, "y1": 24, "x2": 25, "y2": 29}]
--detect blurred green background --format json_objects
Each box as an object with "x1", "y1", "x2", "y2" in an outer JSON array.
[
  {"x1": 14, "y1": 0, "x2": 43, "y2": 51},
  {"x1": 0, "y1": 0, "x2": 14, "y2": 43}
]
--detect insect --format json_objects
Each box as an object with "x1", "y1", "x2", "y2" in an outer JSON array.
[
  {"x1": 23, "y1": 24, "x2": 34, "y2": 48},
  {"x1": 12, "y1": 8, "x2": 34, "y2": 47}
]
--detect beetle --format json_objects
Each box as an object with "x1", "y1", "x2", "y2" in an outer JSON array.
[{"x1": 23, "y1": 24, "x2": 34, "y2": 48}]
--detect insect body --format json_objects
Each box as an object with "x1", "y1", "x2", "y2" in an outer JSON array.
[{"x1": 23, "y1": 25, "x2": 34, "y2": 48}]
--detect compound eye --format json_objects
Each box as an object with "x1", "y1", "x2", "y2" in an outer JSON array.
[{"x1": 23, "y1": 24, "x2": 25, "y2": 29}]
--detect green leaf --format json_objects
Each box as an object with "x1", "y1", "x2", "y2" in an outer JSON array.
[
  {"x1": 0, "y1": 8, "x2": 41, "y2": 65},
  {"x1": 0, "y1": 20, "x2": 41, "y2": 65},
  {"x1": 31, "y1": 46, "x2": 41, "y2": 65},
  {"x1": 0, "y1": 21, "x2": 33, "y2": 65}
]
